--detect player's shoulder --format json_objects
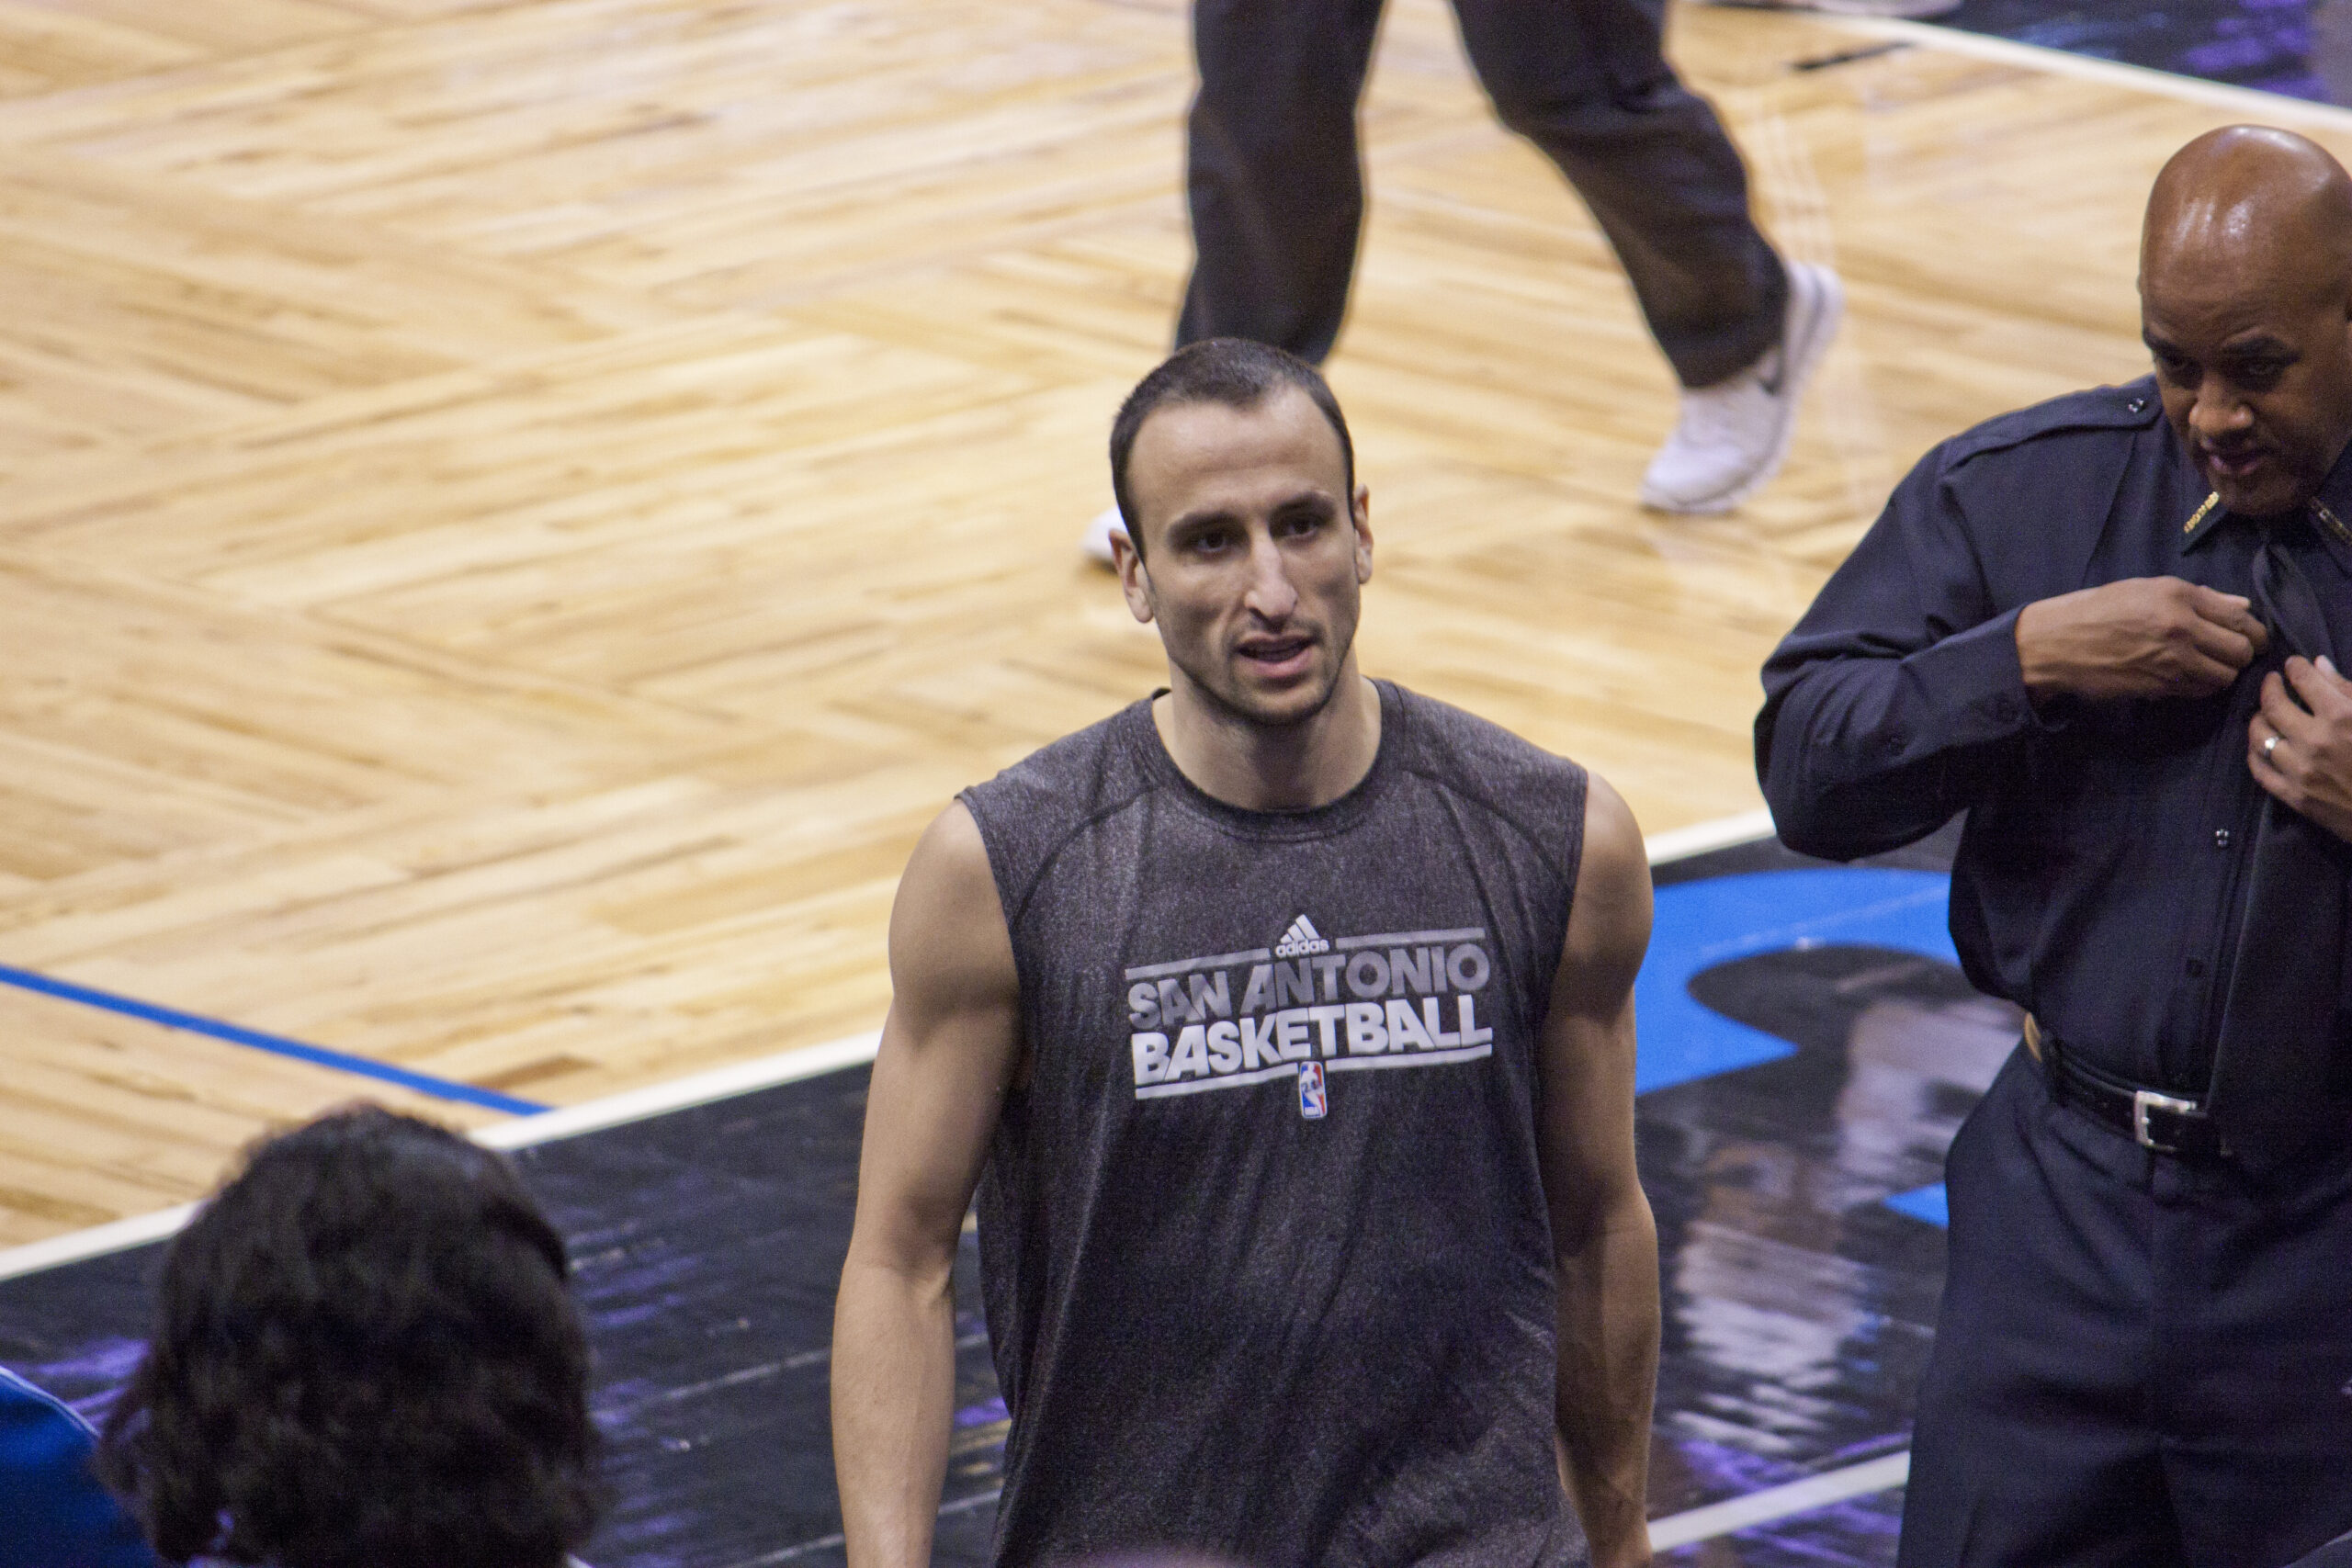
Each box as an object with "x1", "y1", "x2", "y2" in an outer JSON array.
[
  {"x1": 956, "y1": 698, "x2": 1160, "y2": 916},
  {"x1": 1388, "y1": 682, "x2": 1585, "y2": 786},
  {"x1": 1385, "y1": 682, "x2": 1588, "y2": 852},
  {"x1": 964, "y1": 699, "x2": 1156, "y2": 822},
  {"x1": 1571, "y1": 771, "x2": 1648, "y2": 909},
  {"x1": 1937, "y1": 376, "x2": 2164, "y2": 474}
]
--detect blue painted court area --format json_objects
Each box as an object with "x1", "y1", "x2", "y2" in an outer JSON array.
[
  {"x1": 1640, "y1": 867, "x2": 1966, "y2": 1234},
  {"x1": 1638, "y1": 868, "x2": 1957, "y2": 1094},
  {"x1": 1885, "y1": 1184, "x2": 1952, "y2": 1228}
]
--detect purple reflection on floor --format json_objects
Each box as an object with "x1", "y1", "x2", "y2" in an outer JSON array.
[{"x1": 1931, "y1": 0, "x2": 2350, "y2": 105}]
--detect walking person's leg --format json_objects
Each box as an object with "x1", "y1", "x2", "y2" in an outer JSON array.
[
  {"x1": 1453, "y1": 0, "x2": 1841, "y2": 512},
  {"x1": 1178, "y1": 0, "x2": 1389, "y2": 359},
  {"x1": 1083, "y1": 0, "x2": 1385, "y2": 563}
]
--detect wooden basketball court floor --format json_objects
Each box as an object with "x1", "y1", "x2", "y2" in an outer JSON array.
[
  {"x1": 5, "y1": 4, "x2": 2350, "y2": 1562},
  {"x1": 9, "y1": 0, "x2": 2342, "y2": 1250},
  {"x1": 0, "y1": 0, "x2": 2345, "y2": 1257}
]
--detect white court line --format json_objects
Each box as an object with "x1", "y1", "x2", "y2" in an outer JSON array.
[
  {"x1": 1824, "y1": 14, "x2": 2352, "y2": 133},
  {"x1": 474, "y1": 1031, "x2": 884, "y2": 1152},
  {"x1": 1645, "y1": 807, "x2": 1777, "y2": 864},
  {"x1": 0, "y1": 807, "x2": 1781, "y2": 1280},
  {"x1": 1650, "y1": 1450, "x2": 1913, "y2": 1550},
  {"x1": 0, "y1": 1203, "x2": 201, "y2": 1283}
]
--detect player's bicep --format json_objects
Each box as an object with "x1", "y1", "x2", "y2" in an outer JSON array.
[
  {"x1": 1536, "y1": 778, "x2": 1653, "y2": 1247},
  {"x1": 849, "y1": 804, "x2": 1023, "y2": 1274}
]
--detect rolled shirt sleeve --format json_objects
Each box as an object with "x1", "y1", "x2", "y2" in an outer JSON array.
[{"x1": 1757, "y1": 446, "x2": 2047, "y2": 860}]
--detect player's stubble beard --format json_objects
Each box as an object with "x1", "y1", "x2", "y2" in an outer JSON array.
[{"x1": 1151, "y1": 572, "x2": 1363, "y2": 738}]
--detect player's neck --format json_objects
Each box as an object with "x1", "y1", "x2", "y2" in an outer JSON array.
[{"x1": 1153, "y1": 665, "x2": 1382, "y2": 812}]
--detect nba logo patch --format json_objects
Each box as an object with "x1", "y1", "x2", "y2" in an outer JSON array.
[{"x1": 1296, "y1": 1061, "x2": 1328, "y2": 1120}]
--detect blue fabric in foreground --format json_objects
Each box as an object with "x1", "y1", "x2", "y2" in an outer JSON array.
[{"x1": 0, "y1": 1365, "x2": 158, "y2": 1568}]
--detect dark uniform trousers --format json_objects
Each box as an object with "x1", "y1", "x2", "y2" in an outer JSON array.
[
  {"x1": 1900, "y1": 1047, "x2": 2352, "y2": 1568},
  {"x1": 1177, "y1": 0, "x2": 1788, "y2": 388}
]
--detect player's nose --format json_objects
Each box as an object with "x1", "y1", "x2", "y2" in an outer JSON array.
[{"x1": 1240, "y1": 526, "x2": 1300, "y2": 620}]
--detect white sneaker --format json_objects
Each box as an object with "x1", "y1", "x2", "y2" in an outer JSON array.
[
  {"x1": 1081, "y1": 502, "x2": 1127, "y2": 567},
  {"x1": 1640, "y1": 261, "x2": 1845, "y2": 514}
]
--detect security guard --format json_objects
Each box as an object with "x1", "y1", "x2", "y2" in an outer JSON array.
[{"x1": 1758, "y1": 126, "x2": 2352, "y2": 1565}]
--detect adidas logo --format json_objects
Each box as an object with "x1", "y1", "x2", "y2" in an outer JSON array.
[{"x1": 1272, "y1": 915, "x2": 1329, "y2": 957}]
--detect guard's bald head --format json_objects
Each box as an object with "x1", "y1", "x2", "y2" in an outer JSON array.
[
  {"x1": 2140, "y1": 127, "x2": 2352, "y2": 515},
  {"x1": 2144, "y1": 126, "x2": 2352, "y2": 305}
]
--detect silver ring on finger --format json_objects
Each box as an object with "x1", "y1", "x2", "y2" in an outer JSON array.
[{"x1": 2265, "y1": 733, "x2": 2283, "y2": 760}]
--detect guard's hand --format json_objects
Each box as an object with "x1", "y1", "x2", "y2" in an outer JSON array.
[
  {"x1": 2251, "y1": 655, "x2": 2352, "y2": 843},
  {"x1": 2015, "y1": 577, "x2": 2269, "y2": 700}
]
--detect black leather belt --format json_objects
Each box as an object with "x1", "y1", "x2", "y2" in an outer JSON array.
[{"x1": 2026, "y1": 1016, "x2": 2228, "y2": 1159}]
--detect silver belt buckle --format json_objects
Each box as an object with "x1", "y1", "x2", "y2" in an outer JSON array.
[{"x1": 2132, "y1": 1087, "x2": 2201, "y2": 1153}]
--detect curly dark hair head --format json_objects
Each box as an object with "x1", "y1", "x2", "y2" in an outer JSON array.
[{"x1": 96, "y1": 1106, "x2": 604, "y2": 1568}]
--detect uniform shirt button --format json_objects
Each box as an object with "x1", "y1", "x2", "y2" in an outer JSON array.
[
  {"x1": 2127, "y1": 397, "x2": 2149, "y2": 413},
  {"x1": 2214, "y1": 828, "x2": 2232, "y2": 848}
]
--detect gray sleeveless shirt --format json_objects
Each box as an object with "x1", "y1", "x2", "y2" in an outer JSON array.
[{"x1": 959, "y1": 681, "x2": 1590, "y2": 1568}]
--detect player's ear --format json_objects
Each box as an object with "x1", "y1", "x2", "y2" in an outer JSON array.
[
  {"x1": 1114, "y1": 524, "x2": 1156, "y2": 624},
  {"x1": 1351, "y1": 484, "x2": 1374, "y2": 586}
]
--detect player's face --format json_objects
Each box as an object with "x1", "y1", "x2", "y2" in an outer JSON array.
[
  {"x1": 2143, "y1": 247, "x2": 2352, "y2": 517},
  {"x1": 1116, "y1": 389, "x2": 1373, "y2": 730}
]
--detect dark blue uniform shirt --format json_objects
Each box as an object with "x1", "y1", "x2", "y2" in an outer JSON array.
[{"x1": 1758, "y1": 376, "x2": 2352, "y2": 1092}]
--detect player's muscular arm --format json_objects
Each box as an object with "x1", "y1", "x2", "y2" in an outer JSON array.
[
  {"x1": 832, "y1": 804, "x2": 1022, "y2": 1568},
  {"x1": 1537, "y1": 777, "x2": 1658, "y2": 1568},
  {"x1": 2015, "y1": 576, "x2": 2268, "y2": 700}
]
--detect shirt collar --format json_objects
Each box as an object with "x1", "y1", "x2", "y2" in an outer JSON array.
[{"x1": 2182, "y1": 434, "x2": 2352, "y2": 551}]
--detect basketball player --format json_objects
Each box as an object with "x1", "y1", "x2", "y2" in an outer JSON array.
[{"x1": 834, "y1": 339, "x2": 1659, "y2": 1567}]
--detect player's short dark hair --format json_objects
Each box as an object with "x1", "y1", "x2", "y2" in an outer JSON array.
[
  {"x1": 96, "y1": 1107, "x2": 603, "y2": 1568},
  {"x1": 1109, "y1": 338, "x2": 1355, "y2": 558}
]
